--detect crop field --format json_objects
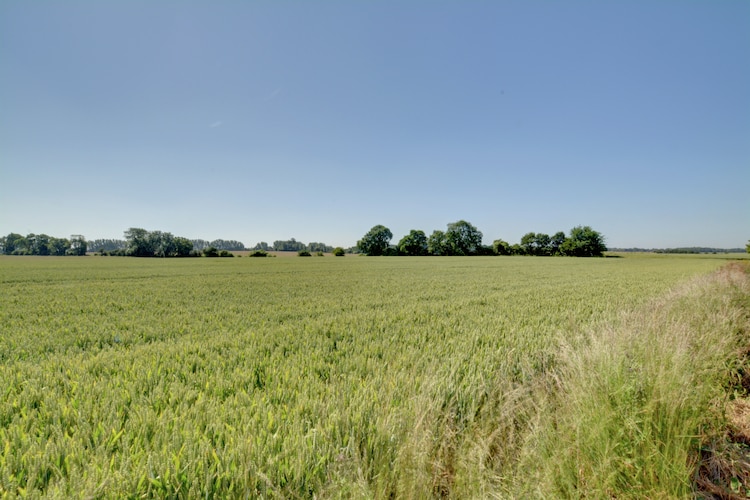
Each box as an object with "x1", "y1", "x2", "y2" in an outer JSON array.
[{"x1": 1, "y1": 254, "x2": 749, "y2": 497}]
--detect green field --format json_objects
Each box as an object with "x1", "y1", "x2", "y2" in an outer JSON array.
[{"x1": 1, "y1": 255, "x2": 748, "y2": 497}]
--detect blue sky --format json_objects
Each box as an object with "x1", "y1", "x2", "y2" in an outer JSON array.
[{"x1": 1, "y1": 1, "x2": 748, "y2": 249}]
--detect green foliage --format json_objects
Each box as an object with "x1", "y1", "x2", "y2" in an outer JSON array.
[
  {"x1": 357, "y1": 225, "x2": 393, "y2": 256},
  {"x1": 332, "y1": 247, "x2": 345, "y2": 257},
  {"x1": 203, "y1": 247, "x2": 219, "y2": 258},
  {"x1": 249, "y1": 250, "x2": 268, "y2": 257},
  {"x1": 1, "y1": 233, "x2": 84, "y2": 256},
  {"x1": 492, "y1": 239, "x2": 511, "y2": 256},
  {"x1": 67, "y1": 235, "x2": 87, "y2": 256},
  {"x1": 398, "y1": 230, "x2": 428, "y2": 256},
  {"x1": 746, "y1": 240, "x2": 749, "y2": 253},
  {"x1": 560, "y1": 225, "x2": 607, "y2": 257},
  {"x1": 274, "y1": 238, "x2": 306, "y2": 252},
  {"x1": 427, "y1": 230, "x2": 447, "y2": 256},
  {"x1": 520, "y1": 232, "x2": 553, "y2": 256},
  {"x1": 445, "y1": 220, "x2": 483, "y2": 255},
  {"x1": 125, "y1": 228, "x2": 196, "y2": 257},
  {"x1": 298, "y1": 250, "x2": 312, "y2": 257},
  {"x1": 209, "y1": 239, "x2": 245, "y2": 251}
]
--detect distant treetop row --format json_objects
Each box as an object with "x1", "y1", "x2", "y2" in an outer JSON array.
[
  {"x1": 1, "y1": 222, "x2": 607, "y2": 257},
  {"x1": 357, "y1": 221, "x2": 607, "y2": 257}
]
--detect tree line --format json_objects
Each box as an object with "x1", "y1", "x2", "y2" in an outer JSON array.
[
  {"x1": 249, "y1": 239, "x2": 335, "y2": 253},
  {"x1": 89, "y1": 237, "x2": 246, "y2": 253},
  {"x1": 0, "y1": 233, "x2": 87, "y2": 256},
  {"x1": 2, "y1": 224, "x2": 609, "y2": 258},
  {"x1": 357, "y1": 221, "x2": 607, "y2": 257}
]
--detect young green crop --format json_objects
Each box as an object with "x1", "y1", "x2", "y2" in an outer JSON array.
[{"x1": 0, "y1": 254, "x2": 744, "y2": 497}]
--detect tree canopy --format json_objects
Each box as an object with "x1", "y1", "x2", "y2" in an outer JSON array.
[
  {"x1": 124, "y1": 228, "x2": 194, "y2": 257},
  {"x1": 357, "y1": 225, "x2": 393, "y2": 256},
  {"x1": 355, "y1": 222, "x2": 607, "y2": 257},
  {"x1": 0, "y1": 233, "x2": 86, "y2": 256},
  {"x1": 559, "y1": 226, "x2": 607, "y2": 257},
  {"x1": 445, "y1": 220, "x2": 483, "y2": 256},
  {"x1": 398, "y1": 230, "x2": 428, "y2": 256}
]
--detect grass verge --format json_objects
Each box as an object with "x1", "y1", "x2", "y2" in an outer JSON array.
[
  {"x1": 508, "y1": 262, "x2": 750, "y2": 498},
  {"x1": 403, "y1": 262, "x2": 750, "y2": 498}
]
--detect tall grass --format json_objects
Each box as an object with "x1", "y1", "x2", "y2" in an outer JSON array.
[{"x1": 505, "y1": 262, "x2": 750, "y2": 497}]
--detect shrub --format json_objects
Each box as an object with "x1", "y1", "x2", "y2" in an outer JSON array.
[
  {"x1": 203, "y1": 247, "x2": 219, "y2": 258},
  {"x1": 219, "y1": 250, "x2": 234, "y2": 257},
  {"x1": 298, "y1": 251, "x2": 312, "y2": 257},
  {"x1": 332, "y1": 247, "x2": 345, "y2": 257},
  {"x1": 249, "y1": 250, "x2": 268, "y2": 258}
]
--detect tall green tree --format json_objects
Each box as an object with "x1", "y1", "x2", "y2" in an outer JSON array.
[
  {"x1": 49, "y1": 237, "x2": 71, "y2": 256},
  {"x1": 174, "y1": 237, "x2": 194, "y2": 257},
  {"x1": 27, "y1": 233, "x2": 51, "y2": 255},
  {"x1": 427, "y1": 230, "x2": 447, "y2": 256},
  {"x1": 560, "y1": 226, "x2": 607, "y2": 257},
  {"x1": 398, "y1": 230, "x2": 428, "y2": 256},
  {"x1": 67, "y1": 235, "x2": 87, "y2": 256},
  {"x1": 2, "y1": 233, "x2": 27, "y2": 255},
  {"x1": 521, "y1": 232, "x2": 552, "y2": 256},
  {"x1": 493, "y1": 239, "x2": 511, "y2": 255},
  {"x1": 124, "y1": 228, "x2": 153, "y2": 257},
  {"x1": 357, "y1": 225, "x2": 393, "y2": 256},
  {"x1": 445, "y1": 220, "x2": 483, "y2": 255},
  {"x1": 550, "y1": 231, "x2": 567, "y2": 256}
]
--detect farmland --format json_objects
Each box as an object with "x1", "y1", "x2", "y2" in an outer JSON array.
[{"x1": 1, "y1": 254, "x2": 749, "y2": 497}]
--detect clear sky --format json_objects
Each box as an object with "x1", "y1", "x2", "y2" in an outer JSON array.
[{"x1": 1, "y1": 1, "x2": 748, "y2": 249}]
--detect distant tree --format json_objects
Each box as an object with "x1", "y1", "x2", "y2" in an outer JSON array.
[
  {"x1": 68, "y1": 235, "x2": 87, "y2": 256},
  {"x1": 298, "y1": 250, "x2": 312, "y2": 257},
  {"x1": 249, "y1": 250, "x2": 268, "y2": 257},
  {"x1": 219, "y1": 250, "x2": 234, "y2": 257},
  {"x1": 124, "y1": 228, "x2": 153, "y2": 257},
  {"x1": 535, "y1": 233, "x2": 551, "y2": 256},
  {"x1": 520, "y1": 233, "x2": 535, "y2": 256},
  {"x1": 2, "y1": 233, "x2": 26, "y2": 255},
  {"x1": 747, "y1": 240, "x2": 750, "y2": 253},
  {"x1": 520, "y1": 232, "x2": 552, "y2": 256},
  {"x1": 332, "y1": 247, "x2": 345, "y2": 256},
  {"x1": 560, "y1": 226, "x2": 607, "y2": 257},
  {"x1": 307, "y1": 242, "x2": 333, "y2": 253},
  {"x1": 493, "y1": 239, "x2": 511, "y2": 256},
  {"x1": 273, "y1": 238, "x2": 306, "y2": 252},
  {"x1": 203, "y1": 246, "x2": 219, "y2": 257},
  {"x1": 27, "y1": 234, "x2": 51, "y2": 255},
  {"x1": 191, "y1": 239, "x2": 211, "y2": 251},
  {"x1": 49, "y1": 237, "x2": 70, "y2": 256},
  {"x1": 150, "y1": 231, "x2": 174, "y2": 257},
  {"x1": 89, "y1": 239, "x2": 127, "y2": 253},
  {"x1": 398, "y1": 230, "x2": 428, "y2": 256},
  {"x1": 428, "y1": 230, "x2": 447, "y2": 256},
  {"x1": 210, "y1": 239, "x2": 245, "y2": 251},
  {"x1": 174, "y1": 237, "x2": 194, "y2": 257},
  {"x1": 357, "y1": 225, "x2": 393, "y2": 256},
  {"x1": 477, "y1": 244, "x2": 495, "y2": 255},
  {"x1": 445, "y1": 220, "x2": 483, "y2": 255},
  {"x1": 251, "y1": 242, "x2": 270, "y2": 251},
  {"x1": 550, "y1": 231, "x2": 567, "y2": 256}
]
